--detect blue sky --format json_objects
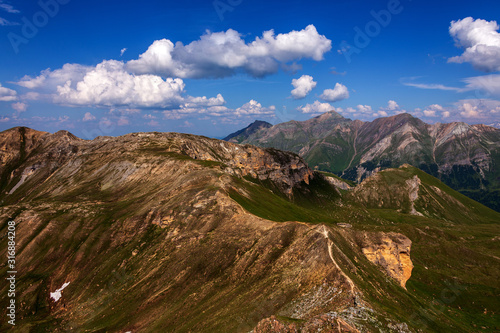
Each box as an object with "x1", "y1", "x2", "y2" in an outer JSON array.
[{"x1": 0, "y1": 0, "x2": 499, "y2": 139}]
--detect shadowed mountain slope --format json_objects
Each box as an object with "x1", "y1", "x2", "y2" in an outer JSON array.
[{"x1": 224, "y1": 120, "x2": 273, "y2": 143}]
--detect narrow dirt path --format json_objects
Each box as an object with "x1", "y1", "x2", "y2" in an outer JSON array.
[{"x1": 317, "y1": 225, "x2": 355, "y2": 294}]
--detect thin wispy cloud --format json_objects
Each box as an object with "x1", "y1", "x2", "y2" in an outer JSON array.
[
  {"x1": 0, "y1": 0, "x2": 19, "y2": 26},
  {"x1": 0, "y1": 1, "x2": 19, "y2": 14},
  {"x1": 402, "y1": 81, "x2": 462, "y2": 92},
  {"x1": 0, "y1": 17, "x2": 16, "y2": 26}
]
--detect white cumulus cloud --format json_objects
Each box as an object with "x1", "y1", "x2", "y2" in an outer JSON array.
[
  {"x1": 11, "y1": 102, "x2": 27, "y2": 112},
  {"x1": 449, "y1": 17, "x2": 500, "y2": 72},
  {"x1": 166, "y1": 99, "x2": 275, "y2": 119},
  {"x1": 299, "y1": 100, "x2": 334, "y2": 114},
  {"x1": 54, "y1": 60, "x2": 186, "y2": 108},
  {"x1": 0, "y1": 83, "x2": 17, "y2": 101},
  {"x1": 183, "y1": 94, "x2": 225, "y2": 108},
  {"x1": 15, "y1": 63, "x2": 92, "y2": 90},
  {"x1": 127, "y1": 25, "x2": 331, "y2": 78},
  {"x1": 82, "y1": 112, "x2": 96, "y2": 122},
  {"x1": 291, "y1": 75, "x2": 316, "y2": 99},
  {"x1": 387, "y1": 100, "x2": 399, "y2": 111},
  {"x1": 319, "y1": 83, "x2": 349, "y2": 102},
  {"x1": 357, "y1": 105, "x2": 372, "y2": 114},
  {"x1": 234, "y1": 100, "x2": 276, "y2": 116},
  {"x1": 459, "y1": 102, "x2": 481, "y2": 118},
  {"x1": 423, "y1": 104, "x2": 444, "y2": 117}
]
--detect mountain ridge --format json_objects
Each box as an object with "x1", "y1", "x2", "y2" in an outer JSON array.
[{"x1": 227, "y1": 111, "x2": 500, "y2": 211}]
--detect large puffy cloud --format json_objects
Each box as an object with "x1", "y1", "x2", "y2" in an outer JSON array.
[
  {"x1": 0, "y1": 83, "x2": 17, "y2": 101},
  {"x1": 12, "y1": 25, "x2": 330, "y2": 114},
  {"x1": 12, "y1": 59, "x2": 276, "y2": 121},
  {"x1": 16, "y1": 64, "x2": 92, "y2": 90},
  {"x1": 299, "y1": 100, "x2": 334, "y2": 114},
  {"x1": 319, "y1": 83, "x2": 349, "y2": 102},
  {"x1": 54, "y1": 60, "x2": 186, "y2": 108},
  {"x1": 449, "y1": 17, "x2": 500, "y2": 72},
  {"x1": 291, "y1": 75, "x2": 316, "y2": 99},
  {"x1": 127, "y1": 25, "x2": 331, "y2": 78}
]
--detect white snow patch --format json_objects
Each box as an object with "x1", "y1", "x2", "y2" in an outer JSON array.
[{"x1": 50, "y1": 282, "x2": 70, "y2": 302}]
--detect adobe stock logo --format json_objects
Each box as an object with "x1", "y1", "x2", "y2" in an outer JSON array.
[
  {"x1": 213, "y1": 0, "x2": 242, "y2": 21},
  {"x1": 7, "y1": 0, "x2": 71, "y2": 54}
]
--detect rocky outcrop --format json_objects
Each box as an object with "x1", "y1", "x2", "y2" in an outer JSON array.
[
  {"x1": 360, "y1": 232, "x2": 413, "y2": 289},
  {"x1": 254, "y1": 316, "x2": 298, "y2": 333},
  {"x1": 138, "y1": 132, "x2": 314, "y2": 197},
  {"x1": 405, "y1": 174, "x2": 423, "y2": 216},
  {"x1": 324, "y1": 175, "x2": 352, "y2": 190},
  {"x1": 253, "y1": 314, "x2": 361, "y2": 333},
  {"x1": 350, "y1": 166, "x2": 427, "y2": 216}
]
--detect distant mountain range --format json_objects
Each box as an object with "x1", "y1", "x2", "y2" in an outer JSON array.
[{"x1": 225, "y1": 112, "x2": 500, "y2": 211}]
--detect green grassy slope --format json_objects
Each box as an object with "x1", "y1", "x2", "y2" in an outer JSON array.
[{"x1": 227, "y1": 165, "x2": 500, "y2": 332}]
